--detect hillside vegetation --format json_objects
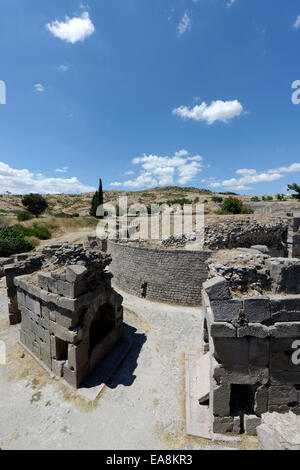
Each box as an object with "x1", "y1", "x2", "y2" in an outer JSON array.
[{"x1": 0, "y1": 186, "x2": 297, "y2": 218}]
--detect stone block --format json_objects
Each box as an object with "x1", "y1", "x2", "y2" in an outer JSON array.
[
  {"x1": 270, "y1": 296, "x2": 300, "y2": 322},
  {"x1": 66, "y1": 265, "x2": 88, "y2": 283},
  {"x1": 67, "y1": 338, "x2": 89, "y2": 371},
  {"x1": 243, "y1": 297, "x2": 271, "y2": 323},
  {"x1": 254, "y1": 385, "x2": 268, "y2": 416},
  {"x1": 237, "y1": 324, "x2": 270, "y2": 338},
  {"x1": 213, "y1": 364, "x2": 269, "y2": 385},
  {"x1": 49, "y1": 320, "x2": 82, "y2": 344},
  {"x1": 63, "y1": 362, "x2": 90, "y2": 388},
  {"x1": 202, "y1": 276, "x2": 230, "y2": 301},
  {"x1": 269, "y1": 352, "x2": 289, "y2": 371},
  {"x1": 270, "y1": 322, "x2": 300, "y2": 338},
  {"x1": 249, "y1": 338, "x2": 269, "y2": 367},
  {"x1": 212, "y1": 417, "x2": 233, "y2": 434},
  {"x1": 270, "y1": 370, "x2": 300, "y2": 385},
  {"x1": 54, "y1": 307, "x2": 80, "y2": 329},
  {"x1": 52, "y1": 359, "x2": 65, "y2": 378},
  {"x1": 210, "y1": 378, "x2": 231, "y2": 417},
  {"x1": 210, "y1": 322, "x2": 236, "y2": 338},
  {"x1": 25, "y1": 295, "x2": 41, "y2": 316},
  {"x1": 268, "y1": 385, "x2": 298, "y2": 406},
  {"x1": 213, "y1": 337, "x2": 248, "y2": 366},
  {"x1": 244, "y1": 415, "x2": 261, "y2": 436},
  {"x1": 38, "y1": 273, "x2": 51, "y2": 291},
  {"x1": 210, "y1": 299, "x2": 243, "y2": 322}
]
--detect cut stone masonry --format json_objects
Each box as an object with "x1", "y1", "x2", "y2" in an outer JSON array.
[
  {"x1": 202, "y1": 258, "x2": 300, "y2": 436},
  {"x1": 14, "y1": 250, "x2": 123, "y2": 388}
]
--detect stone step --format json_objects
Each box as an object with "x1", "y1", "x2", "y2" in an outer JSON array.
[{"x1": 185, "y1": 350, "x2": 211, "y2": 439}]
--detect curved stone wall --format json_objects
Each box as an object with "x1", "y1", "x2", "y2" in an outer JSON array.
[{"x1": 108, "y1": 240, "x2": 211, "y2": 306}]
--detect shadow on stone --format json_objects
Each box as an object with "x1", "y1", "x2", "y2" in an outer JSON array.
[{"x1": 107, "y1": 323, "x2": 147, "y2": 389}]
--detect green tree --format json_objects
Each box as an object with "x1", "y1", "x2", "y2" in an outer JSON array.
[
  {"x1": 287, "y1": 183, "x2": 300, "y2": 201},
  {"x1": 216, "y1": 196, "x2": 254, "y2": 215},
  {"x1": 90, "y1": 179, "x2": 104, "y2": 218},
  {"x1": 22, "y1": 193, "x2": 48, "y2": 218}
]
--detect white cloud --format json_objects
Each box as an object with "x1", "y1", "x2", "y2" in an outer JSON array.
[
  {"x1": 46, "y1": 12, "x2": 95, "y2": 44},
  {"x1": 293, "y1": 15, "x2": 300, "y2": 30},
  {"x1": 205, "y1": 163, "x2": 300, "y2": 191},
  {"x1": 34, "y1": 83, "x2": 44, "y2": 93},
  {"x1": 110, "y1": 150, "x2": 204, "y2": 189},
  {"x1": 0, "y1": 162, "x2": 95, "y2": 194},
  {"x1": 178, "y1": 12, "x2": 191, "y2": 36},
  {"x1": 226, "y1": 0, "x2": 236, "y2": 7},
  {"x1": 124, "y1": 171, "x2": 135, "y2": 176},
  {"x1": 172, "y1": 99, "x2": 244, "y2": 125},
  {"x1": 55, "y1": 166, "x2": 69, "y2": 173},
  {"x1": 57, "y1": 65, "x2": 69, "y2": 72}
]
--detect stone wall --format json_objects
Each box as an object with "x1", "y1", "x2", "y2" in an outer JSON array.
[
  {"x1": 202, "y1": 271, "x2": 300, "y2": 436},
  {"x1": 108, "y1": 240, "x2": 211, "y2": 306},
  {"x1": 16, "y1": 261, "x2": 123, "y2": 388},
  {"x1": 4, "y1": 254, "x2": 44, "y2": 325},
  {"x1": 287, "y1": 216, "x2": 300, "y2": 259},
  {"x1": 161, "y1": 218, "x2": 289, "y2": 254}
]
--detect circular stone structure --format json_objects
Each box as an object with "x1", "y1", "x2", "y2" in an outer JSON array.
[{"x1": 108, "y1": 240, "x2": 211, "y2": 306}]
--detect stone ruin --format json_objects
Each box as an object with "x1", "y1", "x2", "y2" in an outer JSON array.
[
  {"x1": 3, "y1": 243, "x2": 124, "y2": 388},
  {"x1": 201, "y1": 254, "x2": 300, "y2": 436}
]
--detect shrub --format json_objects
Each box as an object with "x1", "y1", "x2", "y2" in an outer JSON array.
[
  {"x1": 31, "y1": 224, "x2": 52, "y2": 240},
  {"x1": 16, "y1": 210, "x2": 34, "y2": 221},
  {"x1": 166, "y1": 198, "x2": 193, "y2": 207},
  {"x1": 22, "y1": 193, "x2": 48, "y2": 218},
  {"x1": 13, "y1": 224, "x2": 51, "y2": 240},
  {"x1": 216, "y1": 196, "x2": 254, "y2": 215},
  {"x1": 251, "y1": 196, "x2": 260, "y2": 202},
  {"x1": 0, "y1": 226, "x2": 34, "y2": 257},
  {"x1": 212, "y1": 196, "x2": 223, "y2": 203},
  {"x1": 72, "y1": 213, "x2": 80, "y2": 218},
  {"x1": 276, "y1": 194, "x2": 285, "y2": 201}
]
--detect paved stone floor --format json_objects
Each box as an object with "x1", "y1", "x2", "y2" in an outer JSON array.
[{"x1": 0, "y1": 280, "x2": 259, "y2": 450}]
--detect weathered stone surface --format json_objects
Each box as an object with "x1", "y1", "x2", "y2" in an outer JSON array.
[
  {"x1": 268, "y1": 386, "x2": 298, "y2": 406},
  {"x1": 257, "y1": 412, "x2": 300, "y2": 450},
  {"x1": 212, "y1": 417, "x2": 233, "y2": 434},
  {"x1": 244, "y1": 415, "x2": 261, "y2": 436},
  {"x1": 210, "y1": 322, "x2": 236, "y2": 338},
  {"x1": 237, "y1": 323, "x2": 270, "y2": 338},
  {"x1": 66, "y1": 265, "x2": 88, "y2": 283},
  {"x1": 213, "y1": 337, "x2": 248, "y2": 366},
  {"x1": 243, "y1": 297, "x2": 271, "y2": 323},
  {"x1": 202, "y1": 276, "x2": 230, "y2": 301},
  {"x1": 210, "y1": 299, "x2": 243, "y2": 322},
  {"x1": 249, "y1": 338, "x2": 269, "y2": 367},
  {"x1": 210, "y1": 378, "x2": 231, "y2": 417}
]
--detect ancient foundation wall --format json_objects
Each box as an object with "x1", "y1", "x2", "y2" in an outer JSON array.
[
  {"x1": 202, "y1": 268, "x2": 300, "y2": 436},
  {"x1": 108, "y1": 240, "x2": 211, "y2": 306}
]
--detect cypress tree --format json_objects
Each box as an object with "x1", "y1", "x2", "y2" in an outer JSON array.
[{"x1": 89, "y1": 179, "x2": 104, "y2": 218}]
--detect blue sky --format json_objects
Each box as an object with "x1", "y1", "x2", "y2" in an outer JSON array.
[{"x1": 0, "y1": 0, "x2": 300, "y2": 195}]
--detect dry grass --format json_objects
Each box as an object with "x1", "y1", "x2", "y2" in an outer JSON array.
[{"x1": 0, "y1": 187, "x2": 295, "y2": 220}]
